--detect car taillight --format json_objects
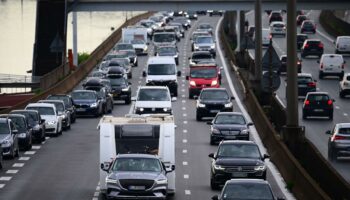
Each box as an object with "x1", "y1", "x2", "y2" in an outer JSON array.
[
  {"x1": 297, "y1": 61, "x2": 301, "y2": 65},
  {"x1": 342, "y1": 63, "x2": 345, "y2": 69},
  {"x1": 320, "y1": 64, "x2": 323, "y2": 69},
  {"x1": 318, "y1": 43, "x2": 324, "y2": 48},
  {"x1": 332, "y1": 135, "x2": 346, "y2": 141},
  {"x1": 304, "y1": 44, "x2": 309, "y2": 48},
  {"x1": 327, "y1": 100, "x2": 333, "y2": 105},
  {"x1": 211, "y1": 80, "x2": 218, "y2": 86},
  {"x1": 308, "y1": 82, "x2": 316, "y2": 87},
  {"x1": 304, "y1": 100, "x2": 310, "y2": 105}
]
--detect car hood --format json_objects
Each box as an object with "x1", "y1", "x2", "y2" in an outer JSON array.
[
  {"x1": 41, "y1": 115, "x2": 57, "y2": 122},
  {"x1": 111, "y1": 85, "x2": 127, "y2": 91},
  {"x1": 73, "y1": 99, "x2": 96, "y2": 105},
  {"x1": 132, "y1": 44, "x2": 147, "y2": 49},
  {"x1": 212, "y1": 124, "x2": 247, "y2": 131},
  {"x1": 135, "y1": 101, "x2": 171, "y2": 108},
  {"x1": 190, "y1": 77, "x2": 217, "y2": 85},
  {"x1": 109, "y1": 171, "x2": 164, "y2": 180},
  {"x1": 215, "y1": 158, "x2": 264, "y2": 166},
  {"x1": 0, "y1": 134, "x2": 11, "y2": 142},
  {"x1": 200, "y1": 99, "x2": 229, "y2": 104},
  {"x1": 147, "y1": 75, "x2": 177, "y2": 82}
]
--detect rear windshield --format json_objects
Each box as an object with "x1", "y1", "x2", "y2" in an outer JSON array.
[
  {"x1": 153, "y1": 33, "x2": 175, "y2": 43},
  {"x1": 323, "y1": 55, "x2": 343, "y2": 64},
  {"x1": 10, "y1": 117, "x2": 26, "y2": 131},
  {"x1": 298, "y1": 76, "x2": 313, "y2": 83},
  {"x1": 137, "y1": 89, "x2": 170, "y2": 101},
  {"x1": 192, "y1": 53, "x2": 212, "y2": 59},
  {"x1": 196, "y1": 37, "x2": 213, "y2": 43},
  {"x1": 273, "y1": 24, "x2": 285, "y2": 28},
  {"x1": 307, "y1": 94, "x2": 329, "y2": 101},
  {"x1": 71, "y1": 92, "x2": 96, "y2": 100},
  {"x1": 47, "y1": 96, "x2": 70, "y2": 107},
  {"x1": 0, "y1": 122, "x2": 10, "y2": 134},
  {"x1": 223, "y1": 183, "x2": 273, "y2": 200},
  {"x1": 338, "y1": 128, "x2": 350, "y2": 135}
]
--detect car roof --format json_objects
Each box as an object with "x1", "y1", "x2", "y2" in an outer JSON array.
[
  {"x1": 0, "y1": 118, "x2": 9, "y2": 123},
  {"x1": 336, "y1": 123, "x2": 350, "y2": 128},
  {"x1": 306, "y1": 92, "x2": 329, "y2": 96},
  {"x1": 298, "y1": 73, "x2": 312, "y2": 77},
  {"x1": 216, "y1": 112, "x2": 244, "y2": 116},
  {"x1": 305, "y1": 39, "x2": 321, "y2": 42},
  {"x1": 202, "y1": 88, "x2": 228, "y2": 92},
  {"x1": 220, "y1": 140, "x2": 257, "y2": 145},
  {"x1": 192, "y1": 51, "x2": 212, "y2": 55},
  {"x1": 116, "y1": 154, "x2": 158, "y2": 159},
  {"x1": 0, "y1": 114, "x2": 26, "y2": 119},
  {"x1": 139, "y1": 86, "x2": 169, "y2": 90},
  {"x1": 147, "y1": 56, "x2": 175, "y2": 64},
  {"x1": 26, "y1": 103, "x2": 55, "y2": 108},
  {"x1": 39, "y1": 100, "x2": 65, "y2": 104},
  {"x1": 72, "y1": 90, "x2": 96, "y2": 94},
  {"x1": 11, "y1": 109, "x2": 39, "y2": 114},
  {"x1": 226, "y1": 178, "x2": 269, "y2": 184}
]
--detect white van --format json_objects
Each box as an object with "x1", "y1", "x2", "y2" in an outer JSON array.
[
  {"x1": 318, "y1": 54, "x2": 345, "y2": 79},
  {"x1": 254, "y1": 28, "x2": 271, "y2": 47},
  {"x1": 335, "y1": 36, "x2": 350, "y2": 54}
]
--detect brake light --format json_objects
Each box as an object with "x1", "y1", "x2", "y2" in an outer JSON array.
[
  {"x1": 318, "y1": 43, "x2": 324, "y2": 48},
  {"x1": 327, "y1": 100, "x2": 333, "y2": 105},
  {"x1": 304, "y1": 100, "x2": 310, "y2": 105},
  {"x1": 297, "y1": 61, "x2": 301, "y2": 65},
  {"x1": 304, "y1": 43, "x2": 309, "y2": 48},
  {"x1": 189, "y1": 80, "x2": 196, "y2": 86},
  {"x1": 320, "y1": 64, "x2": 323, "y2": 69},
  {"x1": 332, "y1": 135, "x2": 346, "y2": 141},
  {"x1": 342, "y1": 63, "x2": 345, "y2": 69},
  {"x1": 308, "y1": 82, "x2": 316, "y2": 87}
]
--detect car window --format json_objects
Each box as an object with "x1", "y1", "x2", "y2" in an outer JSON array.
[
  {"x1": 200, "y1": 90, "x2": 229, "y2": 100},
  {"x1": 10, "y1": 117, "x2": 26, "y2": 131},
  {"x1": 158, "y1": 47, "x2": 176, "y2": 55},
  {"x1": 153, "y1": 33, "x2": 175, "y2": 42},
  {"x1": 108, "y1": 77, "x2": 126, "y2": 86},
  {"x1": 298, "y1": 76, "x2": 313, "y2": 84},
  {"x1": 217, "y1": 144, "x2": 261, "y2": 158},
  {"x1": 215, "y1": 115, "x2": 246, "y2": 125},
  {"x1": 190, "y1": 68, "x2": 217, "y2": 78},
  {"x1": 112, "y1": 158, "x2": 161, "y2": 172},
  {"x1": 138, "y1": 89, "x2": 170, "y2": 101},
  {"x1": 196, "y1": 37, "x2": 213, "y2": 43},
  {"x1": 307, "y1": 94, "x2": 329, "y2": 101},
  {"x1": 192, "y1": 53, "x2": 212, "y2": 59},
  {"x1": 148, "y1": 64, "x2": 176, "y2": 75},
  {"x1": 47, "y1": 96, "x2": 70, "y2": 108},
  {"x1": 338, "y1": 128, "x2": 350, "y2": 135},
  {"x1": 27, "y1": 107, "x2": 55, "y2": 116},
  {"x1": 71, "y1": 92, "x2": 96, "y2": 100},
  {"x1": 0, "y1": 122, "x2": 10, "y2": 134},
  {"x1": 222, "y1": 183, "x2": 274, "y2": 200}
]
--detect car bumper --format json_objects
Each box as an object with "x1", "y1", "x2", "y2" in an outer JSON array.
[
  {"x1": 112, "y1": 92, "x2": 130, "y2": 101},
  {"x1": 303, "y1": 108, "x2": 333, "y2": 117},
  {"x1": 75, "y1": 107, "x2": 99, "y2": 115},
  {"x1": 1, "y1": 146, "x2": 12, "y2": 156},
  {"x1": 298, "y1": 87, "x2": 316, "y2": 96},
  {"x1": 211, "y1": 133, "x2": 249, "y2": 143},
  {"x1": 106, "y1": 184, "x2": 167, "y2": 200},
  {"x1": 212, "y1": 170, "x2": 266, "y2": 184},
  {"x1": 45, "y1": 123, "x2": 58, "y2": 133},
  {"x1": 32, "y1": 129, "x2": 43, "y2": 140},
  {"x1": 18, "y1": 137, "x2": 30, "y2": 147}
]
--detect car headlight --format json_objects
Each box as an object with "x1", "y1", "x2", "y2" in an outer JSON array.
[
  {"x1": 33, "y1": 125, "x2": 40, "y2": 131},
  {"x1": 2, "y1": 140, "x2": 10, "y2": 145},
  {"x1": 211, "y1": 80, "x2": 218, "y2": 86},
  {"x1": 212, "y1": 128, "x2": 220, "y2": 134},
  {"x1": 224, "y1": 102, "x2": 233, "y2": 108},
  {"x1": 254, "y1": 165, "x2": 266, "y2": 171},
  {"x1": 137, "y1": 107, "x2": 144, "y2": 112},
  {"x1": 197, "y1": 102, "x2": 205, "y2": 108},
  {"x1": 47, "y1": 121, "x2": 57, "y2": 125},
  {"x1": 18, "y1": 133, "x2": 27, "y2": 138},
  {"x1": 210, "y1": 44, "x2": 215, "y2": 49},
  {"x1": 106, "y1": 177, "x2": 119, "y2": 184},
  {"x1": 214, "y1": 164, "x2": 225, "y2": 170},
  {"x1": 194, "y1": 45, "x2": 199, "y2": 50},
  {"x1": 156, "y1": 178, "x2": 168, "y2": 185},
  {"x1": 143, "y1": 46, "x2": 148, "y2": 51},
  {"x1": 60, "y1": 114, "x2": 66, "y2": 119},
  {"x1": 122, "y1": 87, "x2": 129, "y2": 92},
  {"x1": 241, "y1": 129, "x2": 249, "y2": 134},
  {"x1": 90, "y1": 103, "x2": 98, "y2": 108},
  {"x1": 190, "y1": 81, "x2": 196, "y2": 86},
  {"x1": 163, "y1": 107, "x2": 171, "y2": 112}
]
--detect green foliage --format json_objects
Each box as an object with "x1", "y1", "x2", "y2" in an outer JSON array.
[
  {"x1": 78, "y1": 52, "x2": 90, "y2": 65},
  {"x1": 286, "y1": 181, "x2": 294, "y2": 191},
  {"x1": 33, "y1": 88, "x2": 42, "y2": 95}
]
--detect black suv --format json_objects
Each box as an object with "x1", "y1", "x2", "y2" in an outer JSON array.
[
  {"x1": 83, "y1": 78, "x2": 114, "y2": 113},
  {"x1": 46, "y1": 94, "x2": 77, "y2": 123},
  {"x1": 107, "y1": 75, "x2": 132, "y2": 104},
  {"x1": 302, "y1": 92, "x2": 334, "y2": 120},
  {"x1": 301, "y1": 39, "x2": 324, "y2": 58},
  {"x1": 207, "y1": 112, "x2": 253, "y2": 145},
  {"x1": 279, "y1": 55, "x2": 302, "y2": 74},
  {"x1": 209, "y1": 140, "x2": 269, "y2": 189},
  {"x1": 71, "y1": 90, "x2": 103, "y2": 117},
  {"x1": 195, "y1": 88, "x2": 234, "y2": 121},
  {"x1": 10, "y1": 110, "x2": 46, "y2": 142},
  {"x1": 297, "y1": 73, "x2": 317, "y2": 97}
]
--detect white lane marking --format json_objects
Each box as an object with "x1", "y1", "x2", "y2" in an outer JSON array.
[
  {"x1": 183, "y1": 161, "x2": 188, "y2": 166},
  {"x1": 182, "y1": 80, "x2": 185, "y2": 83},
  {"x1": 19, "y1": 157, "x2": 30, "y2": 161},
  {"x1": 182, "y1": 139, "x2": 188, "y2": 143},
  {"x1": 183, "y1": 129, "x2": 188, "y2": 133},
  {"x1": 24, "y1": 151, "x2": 36, "y2": 155},
  {"x1": 216, "y1": 16, "x2": 295, "y2": 200},
  {"x1": 183, "y1": 113, "x2": 187, "y2": 117},
  {"x1": 182, "y1": 107, "x2": 186, "y2": 110},
  {"x1": 13, "y1": 163, "x2": 25, "y2": 168},
  {"x1": 92, "y1": 198, "x2": 98, "y2": 200},
  {"x1": 182, "y1": 149, "x2": 188, "y2": 154},
  {"x1": 336, "y1": 106, "x2": 340, "y2": 109},
  {"x1": 41, "y1": 141, "x2": 46, "y2": 144},
  {"x1": 96, "y1": 186, "x2": 100, "y2": 191},
  {"x1": 0, "y1": 184, "x2": 5, "y2": 189},
  {"x1": 182, "y1": 94, "x2": 186, "y2": 98},
  {"x1": 182, "y1": 100, "x2": 186, "y2": 103},
  {"x1": 0, "y1": 177, "x2": 12, "y2": 181},
  {"x1": 181, "y1": 89, "x2": 185, "y2": 92},
  {"x1": 183, "y1": 121, "x2": 188, "y2": 124},
  {"x1": 139, "y1": 76, "x2": 143, "y2": 79},
  {"x1": 138, "y1": 80, "x2": 142, "y2": 84},
  {"x1": 184, "y1": 174, "x2": 189, "y2": 179},
  {"x1": 94, "y1": 192, "x2": 99, "y2": 197},
  {"x1": 6, "y1": 170, "x2": 18, "y2": 174},
  {"x1": 32, "y1": 145, "x2": 41, "y2": 150},
  {"x1": 185, "y1": 190, "x2": 191, "y2": 195},
  {"x1": 182, "y1": 84, "x2": 185, "y2": 87},
  {"x1": 344, "y1": 113, "x2": 348, "y2": 116}
]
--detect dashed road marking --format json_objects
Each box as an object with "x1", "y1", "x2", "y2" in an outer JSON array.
[
  {"x1": 138, "y1": 80, "x2": 142, "y2": 84},
  {"x1": 32, "y1": 145, "x2": 41, "y2": 150},
  {"x1": 6, "y1": 170, "x2": 18, "y2": 174},
  {"x1": 344, "y1": 113, "x2": 348, "y2": 116},
  {"x1": 182, "y1": 149, "x2": 188, "y2": 154},
  {"x1": 13, "y1": 163, "x2": 25, "y2": 168},
  {"x1": 183, "y1": 161, "x2": 188, "y2": 166},
  {"x1": 184, "y1": 174, "x2": 189, "y2": 179},
  {"x1": 182, "y1": 94, "x2": 186, "y2": 98},
  {"x1": 336, "y1": 106, "x2": 340, "y2": 109},
  {"x1": 19, "y1": 157, "x2": 30, "y2": 161},
  {"x1": 182, "y1": 139, "x2": 188, "y2": 143},
  {"x1": 181, "y1": 89, "x2": 185, "y2": 92},
  {"x1": 94, "y1": 192, "x2": 99, "y2": 197},
  {"x1": 182, "y1": 100, "x2": 186, "y2": 103},
  {"x1": 92, "y1": 198, "x2": 98, "y2": 200},
  {"x1": 183, "y1": 129, "x2": 188, "y2": 133},
  {"x1": 182, "y1": 107, "x2": 186, "y2": 110},
  {"x1": 183, "y1": 113, "x2": 187, "y2": 117},
  {"x1": 0, "y1": 184, "x2": 5, "y2": 189},
  {"x1": 185, "y1": 190, "x2": 191, "y2": 195},
  {"x1": 183, "y1": 121, "x2": 188, "y2": 124},
  {"x1": 0, "y1": 177, "x2": 12, "y2": 181},
  {"x1": 24, "y1": 151, "x2": 36, "y2": 155},
  {"x1": 45, "y1": 137, "x2": 50, "y2": 140}
]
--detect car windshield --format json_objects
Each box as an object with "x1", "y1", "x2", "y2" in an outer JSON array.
[
  {"x1": 71, "y1": 92, "x2": 96, "y2": 100},
  {"x1": 347, "y1": 76, "x2": 350, "y2": 81},
  {"x1": 137, "y1": 89, "x2": 170, "y2": 101},
  {"x1": 273, "y1": 23, "x2": 284, "y2": 28},
  {"x1": 11, "y1": 111, "x2": 38, "y2": 125},
  {"x1": 158, "y1": 47, "x2": 176, "y2": 55},
  {"x1": 307, "y1": 94, "x2": 329, "y2": 101},
  {"x1": 222, "y1": 183, "x2": 274, "y2": 200},
  {"x1": 0, "y1": 122, "x2": 10, "y2": 134},
  {"x1": 108, "y1": 77, "x2": 126, "y2": 86},
  {"x1": 27, "y1": 107, "x2": 55, "y2": 116},
  {"x1": 10, "y1": 117, "x2": 26, "y2": 131},
  {"x1": 153, "y1": 33, "x2": 176, "y2": 43},
  {"x1": 47, "y1": 96, "x2": 70, "y2": 107},
  {"x1": 106, "y1": 54, "x2": 126, "y2": 60},
  {"x1": 215, "y1": 115, "x2": 246, "y2": 125},
  {"x1": 200, "y1": 90, "x2": 229, "y2": 100},
  {"x1": 141, "y1": 21, "x2": 154, "y2": 27},
  {"x1": 196, "y1": 37, "x2": 213, "y2": 44},
  {"x1": 112, "y1": 59, "x2": 129, "y2": 66},
  {"x1": 297, "y1": 35, "x2": 308, "y2": 41},
  {"x1": 190, "y1": 68, "x2": 217, "y2": 78},
  {"x1": 199, "y1": 24, "x2": 211, "y2": 29},
  {"x1": 112, "y1": 158, "x2": 162, "y2": 172},
  {"x1": 217, "y1": 144, "x2": 261, "y2": 158},
  {"x1": 192, "y1": 53, "x2": 212, "y2": 59},
  {"x1": 116, "y1": 44, "x2": 133, "y2": 50},
  {"x1": 303, "y1": 22, "x2": 314, "y2": 27},
  {"x1": 148, "y1": 64, "x2": 176, "y2": 75},
  {"x1": 86, "y1": 87, "x2": 104, "y2": 98},
  {"x1": 52, "y1": 102, "x2": 64, "y2": 112},
  {"x1": 131, "y1": 39, "x2": 145, "y2": 45}
]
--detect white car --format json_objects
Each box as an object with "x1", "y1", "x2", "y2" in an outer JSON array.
[
  {"x1": 318, "y1": 54, "x2": 345, "y2": 79},
  {"x1": 25, "y1": 103, "x2": 63, "y2": 136},
  {"x1": 132, "y1": 86, "x2": 176, "y2": 115},
  {"x1": 131, "y1": 39, "x2": 148, "y2": 55},
  {"x1": 335, "y1": 36, "x2": 350, "y2": 54},
  {"x1": 270, "y1": 21, "x2": 286, "y2": 36},
  {"x1": 254, "y1": 28, "x2": 271, "y2": 47},
  {"x1": 339, "y1": 73, "x2": 350, "y2": 98}
]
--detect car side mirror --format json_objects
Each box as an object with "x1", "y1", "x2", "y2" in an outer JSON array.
[
  {"x1": 325, "y1": 130, "x2": 332, "y2": 135},
  {"x1": 188, "y1": 57, "x2": 191, "y2": 60},
  {"x1": 344, "y1": 61, "x2": 346, "y2": 64},
  {"x1": 128, "y1": 82, "x2": 132, "y2": 85},
  {"x1": 208, "y1": 153, "x2": 215, "y2": 159},
  {"x1": 41, "y1": 119, "x2": 45, "y2": 123},
  {"x1": 100, "y1": 162, "x2": 111, "y2": 172},
  {"x1": 317, "y1": 60, "x2": 320, "y2": 63},
  {"x1": 131, "y1": 97, "x2": 136, "y2": 101},
  {"x1": 247, "y1": 122, "x2": 254, "y2": 126},
  {"x1": 186, "y1": 76, "x2": 189, "y2": 80},
  {"x1": 314, "y1": 80, "x2": 317, "y2": 82},
  {"x1": 142, "y1": 71, "x2": 147, "y2": 77},
  {"x1": 207, "y1": 121, "x2": 213, "y2": 125},
  {"x1": 212, "y1": 195, "x2": 219, "y2": 200},
  {"x1": 263, "y1": 154, "x2": 270, "y2": 160},
  {"x1": 231, "y1": 96, "x2": 235, "y2": 100},
  {"x1": 12, "y1": 129, "x2": 18, "y2": 134},
  {"x1": 220, "y1": 66, "x2": 224, "y2": 70},
  {"x1": 177, "y1": 71, "x2": 182, "y2": 77},
  {"x1": 146, "y1": 42, "x2": 150, "y2": 45},
  {"x1": 171, "y1": 97, "x2": 177, "y2": 102}
]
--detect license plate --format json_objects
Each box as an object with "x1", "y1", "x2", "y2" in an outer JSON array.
[
  {"x1": 325, "y1": 68, "x2": 333, "y2": 71},
  {"x1": 129, "y1": 186, "x2": 145, "y2": 190},
  {"x1": 232, "y1": 172, "x2": 247, "y2": 177},
  {"x1": 314, "y1": 109, "x2": 324, "y2": 112},
  {"x1": 275, "y1": 28, "x2": 282, "y2": 31},
  {"x1": 77, "y1": 108, "x2": 86, "y2": 112},
  {"x1": 210, "y1": 110, "x2": 220, "y2": 113}
]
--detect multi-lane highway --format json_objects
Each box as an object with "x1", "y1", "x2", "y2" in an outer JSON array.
[
  {"x1": 0, "y1": 14, "x2": 291, "y2": 200},
  {"x1": 246, "y1": 10, "x2": 350, "y2": 183}
]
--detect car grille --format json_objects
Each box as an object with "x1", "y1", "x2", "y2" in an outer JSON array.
[
  {"x1": 147, "y1": 80, "x2": 175, "y2": 87},
  {"x1": 220, "y1": 130, "x2": 240, "y2": 135},
  {"x1": 141, "y1": 108, "x2": 168, "y2": 113},
  {"x1": 75, "y1": 104, "x2": 90, "y2": 108},
  {"x1": 225, "y1": 166, "x2": 256, "y2": 173},
  {"x1": 205, "y1": 104, "x2": 224, "y2": 110},
  {"x1": 119, "y1": 179, "x2": 154, "y2": 190}
]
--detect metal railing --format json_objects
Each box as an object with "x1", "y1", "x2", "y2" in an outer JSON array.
[{"x1": 0, "y1": 73, "x2": 41, "y2": 93}]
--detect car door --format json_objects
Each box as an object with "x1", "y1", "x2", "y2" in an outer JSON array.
[{"x1": 10, "y1": 121, "x2": 19, "y2": 152}]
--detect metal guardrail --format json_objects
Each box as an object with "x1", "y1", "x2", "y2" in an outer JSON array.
[{"x1": 0, "y1": 73, "x2": 41, "y2": 93}]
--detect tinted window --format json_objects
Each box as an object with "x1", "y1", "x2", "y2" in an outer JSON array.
[
  {"x1": 222, "y1": 183, "x2": 274, "y2": 200},
  {"x1": 158, "y1": 47, "x2": 176, "y2": 55},
  {"x1": 10, "y1": 117, "x2": 26, "y2": 131},
  {"x1": 112, "y1": 158, "x2": 161, "y2": 172},
  {"x1": 0, "y1": 122, "x2": 10, "y2": 134},
  {"x1": 196, "y1": 37, "x2": 213, "y2": 43},
  {"x1": 153, "y1": 33, "x2": 176, "y2": 42},
  {"x1": 148, "y1": 64, "x2": 176, "y2": 75},
  {"x1": 27, "y1": 107, "x2": 55, "y2": 116},
  {"x1": 199, "y1": 24, "x2": 211, "y2": 29},
  {"x1": 138, "y1": 89, "x2": 170, "y2": 101},
  {"x1": 108, "y1": 77, "x2": 126, "y2": 86},
  {"x1": 298, "y1": 76, "x2": 313, "y2": 84},
  {"x1": 215, "y1": 115, "x2": 246, "y2": 125},
  {"x1": 338, "y1": 128, "x2": 350, "y2": 135},
  {"x1": 192, "y1": 53, "x2": 212, "y2": 59},
  {"x1": 47, "y1": 96, "x2": 70, "y2": 107},
  {"x1": 200, "y1": 90, "x2": 229, "y2": 100},
  {"x1": 190, "y1": 68, "x2": 217, "y2": 78},
  {"x1": 116, "y1": 44, "x2": 133, "y2": 50},
  {"x1": 307, "y1": 94, "x2": 329, "y2": 101},
  {"x1": 71, "y1": 92, "x2": 96, "y2": 100},
  {"x1": 217, "y1": 144, "x2": 261, "y2": 158},
  {"x1": 347, "y1": 76, "x2": 350, "y2": 81},
  {"x1": 11, "y1": 111, "x2": 38, "y2": 125}
]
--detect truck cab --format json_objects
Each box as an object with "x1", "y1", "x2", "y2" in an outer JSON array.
[{"x1": 186, "y1": 64, "x2": 221, "y2": 99}]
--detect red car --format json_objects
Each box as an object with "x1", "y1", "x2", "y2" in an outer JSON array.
[{"x1": 186, "y1": 64, "x2": 221, "y2": 99}]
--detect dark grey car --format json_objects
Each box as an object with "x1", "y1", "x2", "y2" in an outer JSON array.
[
  {"x1": 46, "y1": 94, "x2": 77, "y2": 123},
  {"x1": 0, "y1": 118, "x2": 19, "y2": 159},
  {"x1": 101, "y1": 154, "x2": 174, "y2": 199}
]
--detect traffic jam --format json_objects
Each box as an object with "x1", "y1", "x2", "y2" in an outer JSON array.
[{"x1": 3, "y1": 9, "x2": 349, "y2": 200}]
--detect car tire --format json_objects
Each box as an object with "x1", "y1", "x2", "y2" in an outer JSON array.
[
  {"x1": 58, "y1": 125, "x2": 63, "y2": 135},
  {"x1": 319, "y1": 72, "x2": 323, "y2": 79},
  {"x1": 210, "y1": 138, "x2": 215, "y2": 145},
  {"x1": 210, "y1": 178, "x2": 219, "y2": 190},
  {"x1": 196, "y1": 112, "x2": 202, "y2": 121},
  {"x1": 340, "y1": 91, "x2": 345, "y2": 98},
  {"x1": 26, "y1": 137, "x2": 32, "y2": 151},
  {"x1": 41, "y1": 132, "x2": 46, "y2": 142},
  {"x1": 328, "y1": 148, "x2": 337, "y2": 161},
  {"x1": 301, "y1": 53, "x2": 305, "y2": 58},
  {"x1": 173, "y1": 90, "x2": 178, "y2": 97},
  {"x1": 125, "y1": 96, "x2": 131, "y2": 105},
  {"x1": 135, "y1": 61, "x2": 138, "y2": 67},
  {"x1": 302, "y1": 112, "x2": 307, "y2": 120},
  {"x1": 329, "y1": 113, "x2": 333, "y2": 120},
  {"x1": 15, "y1": 145, "x2": 19, "y2": 157}
]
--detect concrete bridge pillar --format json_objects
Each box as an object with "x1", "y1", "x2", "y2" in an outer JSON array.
[{"x1": 32, "y1": 0, "x2": 67, "y2": 76}]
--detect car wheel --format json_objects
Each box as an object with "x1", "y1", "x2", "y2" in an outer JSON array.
[
  {"x1": 173, "y1": 90, "x2": 178, "y2": 97},
  {"x1": 189, "y1": 91, "x2": 193, "y2": 99},
  {"x1": 318, "y1": 72, "x2": 323, "y2": 79},
  {"x1": 210, "y1": 138, "x2": 215, "y2": 145},
  {"x1": 196, "y1": 112, "x2": 202, "y2": 121},
  {"x1": 301, "y1": 53, "x2": 305, "y2": 58},
  {"x1": 210, "y1": 178, "x2": 219, "y2": 190},
  {"x1": 41, "y1": 132, "x2": 46, "y2": 142},
  {"x1": 340, "y1": 91, "x2": 345, "y2": 98},
  {"x1": 125, "y1": 96, "x2": 131, "y2": 105},
  {"x1": 58, "y1": 125, "x2": 63, "y2": 135},
  {"x1": 26, "y1": 137, "x2": 32, "y2": 151},
  {"x1": 302, "y1": 112, "x2": 307, "y2": 120},
  {"x1": 328, "y1": 148, "x2": 337, "y2": 161},
  {"x1": 135, "y1": 61, "x2": 138, "y2": 67},
  {"x1": 128, "y1": 73, "x2": 132, "y2": 79},
  {"x1": 15, "y1": 146, "x2": 19, "y2": 157},
  {"x1": 329, "y1": 113, "x2": 333, "y2": 120}
]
